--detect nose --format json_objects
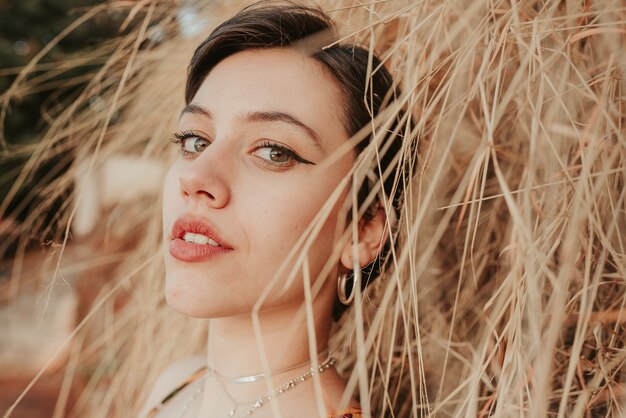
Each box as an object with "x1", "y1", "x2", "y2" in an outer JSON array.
[{"x1": 178, "y1": 150, "x2": 230, "y2": 209}]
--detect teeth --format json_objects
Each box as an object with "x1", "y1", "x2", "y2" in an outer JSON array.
[
  {"x1": 182, "y1": 232, "x2": 198, "y2": 243},
  {"x1": 182, "y1": 232, "x2": 221, "y2": 247},
  {"x1": 193, "y1": 234, "x2": 209, "y2": 245}
]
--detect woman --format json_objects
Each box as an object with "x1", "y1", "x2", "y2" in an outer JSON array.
[
  {"x1": 4, "y1": 0, "x2": 624, "y2": 417},
  {"x1": 139, "y1": 2, "x2": 411, "y2": 417}
]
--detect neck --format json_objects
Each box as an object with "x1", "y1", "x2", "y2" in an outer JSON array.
[{"x1": 206, "y1": 302, "x2": 332, "y2": 379}]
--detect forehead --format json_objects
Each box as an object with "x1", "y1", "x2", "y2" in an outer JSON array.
[{"x1": 189, "y1": 48, "x2": 349, "y2": 143}]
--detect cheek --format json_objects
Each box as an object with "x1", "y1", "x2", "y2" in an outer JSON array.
[
  {"x1": 162, "y1": 166, "x2": 181, "y2": 226},
  {"x1": 246, "y1": 172, "x2": 346, "y2": 268}
]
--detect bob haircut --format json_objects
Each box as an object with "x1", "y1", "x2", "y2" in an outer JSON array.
[{"x1": 185, "y1": 0, "x2": 416, "y2": 319}]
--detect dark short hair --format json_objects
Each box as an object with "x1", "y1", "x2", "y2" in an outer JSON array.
[{"x1": 185, "y1": 0, "x2": 416, "y2": 319}]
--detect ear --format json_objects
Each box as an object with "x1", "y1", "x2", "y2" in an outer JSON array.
[{"x1": 339, "y1": 203, "x2": 387, "y2": 271}]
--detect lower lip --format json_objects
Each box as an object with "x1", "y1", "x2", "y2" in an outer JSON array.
[{"x1": 168, "y1": 238, "x2": 232, "y2": 262}]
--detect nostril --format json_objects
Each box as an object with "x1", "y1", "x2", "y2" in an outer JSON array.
[
  {"x1": 183, "y1": 189, "x2": 214, "y2": 200},
  {"x1": 178, "y1": 174, "x2": 228, "y2": 208},
  {"x1": 196, "y1": 190, "x2": 213, "y2": 199}
]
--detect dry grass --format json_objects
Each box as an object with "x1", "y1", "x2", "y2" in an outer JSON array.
[{"x1": 1, "y1": 0, "x2": 625, "y2": 417}]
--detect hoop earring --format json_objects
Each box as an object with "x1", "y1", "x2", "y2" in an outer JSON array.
[{"x1": 337, "y1": 272, "x2": 356, "y2": 305}]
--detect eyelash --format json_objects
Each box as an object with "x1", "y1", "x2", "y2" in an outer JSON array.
[
  {"x1": 169, "y1": 130, "x2": 205, "y2": 159},
  {"x1": 169, "y1": 131, "x2": 312, "y2": 168},
  {"x1": 255, "y1": 140, "x2": 313, "y2": 167}
]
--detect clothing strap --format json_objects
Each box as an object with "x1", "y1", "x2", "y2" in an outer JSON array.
[{"x1": 146, "y1": 366, "x2": 208, "y2": 418}]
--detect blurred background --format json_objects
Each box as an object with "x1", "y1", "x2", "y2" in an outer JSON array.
[
  {"x1": 1, "y1": 0, "x2": 116, "y2": 244},
  {"x1": 2, "y1": 2, "x2": 115, "y2": 416},
  {"x1": 0, "y1": 2, "x2": 202, "y2": 416}
]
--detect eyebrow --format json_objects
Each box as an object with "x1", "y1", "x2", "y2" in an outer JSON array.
[
  {"x1": 180, "y1": 104, "x2": 325, "y2": 154},
  {"x1": 181, "y1": 103, "x2": 211, "y2": 119},
  {"x1": 247, "y1": 111, "x2": 325, "y2": 154}
]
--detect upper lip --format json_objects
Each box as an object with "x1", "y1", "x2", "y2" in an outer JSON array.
[{"x1": 170, "y1": 214, "x2": 234, "y2": 249}]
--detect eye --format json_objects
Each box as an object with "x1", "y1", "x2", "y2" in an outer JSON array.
[
  {"x1": 255, "y1": 144, "x2": 292, "y2": 164},
  {"x1": 252, "y1": 140, "x2": 315, "y2": 168},
  {"x1": 182, "y1": 137, "x2": 209, "y2": 154},
  {"x1": 170, "y1": 131, "x2": 210, "y2": 158}
]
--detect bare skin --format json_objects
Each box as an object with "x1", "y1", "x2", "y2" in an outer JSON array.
[{"x1": 154, "y1": 48, "x2": 386, "y2": 417}]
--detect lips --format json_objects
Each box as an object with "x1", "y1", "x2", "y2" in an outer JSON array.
[{"x1": 168, "y1": 214, "x2": 234, "y2": 262}]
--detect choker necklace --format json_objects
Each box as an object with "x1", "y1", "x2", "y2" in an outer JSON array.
[{"x1": 214, "y1": 349, "x2": 329, "y2": 384}]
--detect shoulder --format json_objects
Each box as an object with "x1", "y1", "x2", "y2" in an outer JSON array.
[
  {"x1": 153, "y1": 354, "x2": 207, "y2": 388},
  {"x1": 138, "y1": 354, "x2": 206, "y2": 418}
]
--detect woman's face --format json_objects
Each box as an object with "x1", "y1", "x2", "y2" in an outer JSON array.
[{"x1": 162, "y1": 48, "x2": 354, "y2": 318}]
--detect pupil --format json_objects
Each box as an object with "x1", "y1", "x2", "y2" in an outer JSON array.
[
  {"x1": 194, "y1": 140, "x2": 207, "y2": 152},
  {"x1": 270, "y1": 149, "x2": 288, "y2": 162}
]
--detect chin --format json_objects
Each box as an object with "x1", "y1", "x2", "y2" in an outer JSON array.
[
  {"x1": 163, "y1": 280, "x2": 244, "y2": 318},
  {"x1": 165, "y1": 296, "x2": 205, "y2": 318}
]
